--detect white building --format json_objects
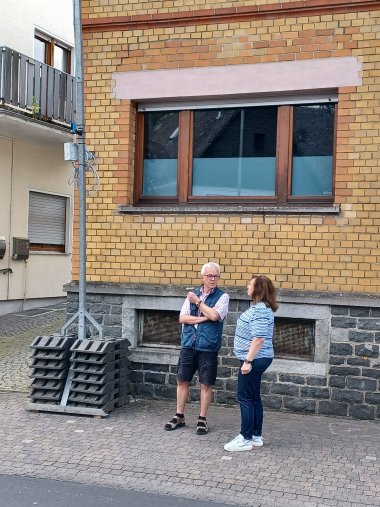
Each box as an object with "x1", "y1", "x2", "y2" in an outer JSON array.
[{"x1": 0, "y1": 0, "x2": 75, "y2": 315}]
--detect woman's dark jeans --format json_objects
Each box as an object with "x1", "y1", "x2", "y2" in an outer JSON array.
[{"x1": 237, "y1": 357, "x2": 273, "y2": 440}]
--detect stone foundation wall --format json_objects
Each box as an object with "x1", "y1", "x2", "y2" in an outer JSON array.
[{"x1": 66, "y1": 285, "x2": 380, "y2": 420}]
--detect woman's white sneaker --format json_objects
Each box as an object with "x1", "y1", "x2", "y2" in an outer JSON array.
[
  {"x1": 224, "y1": 434, "x2": 253, "y2": 452},
  {"x1": 252, "y1": 436, "x2": 263, "y2": 447}
]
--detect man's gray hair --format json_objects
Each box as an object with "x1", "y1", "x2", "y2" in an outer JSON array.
[{"x1": 201, "y1": 262, "x2": 221, "y2": 276}]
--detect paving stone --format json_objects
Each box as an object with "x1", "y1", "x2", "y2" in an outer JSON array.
[
  {"x1": 0, "y1": 391, "x2": 379, "y2": 507},
  {"x1": 0, "y1": 307, "x2": 380, "y2": 507},
  {"x1": 0, "y1": 304, "x2": 66, "y2": 392}
]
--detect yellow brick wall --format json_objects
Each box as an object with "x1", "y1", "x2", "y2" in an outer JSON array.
[
  {"x1": 82, "y1": 0, "x2": 301, "y2": 19},
  {"x1": 75, "y1": 3, "x2": 380, "y2": 293}
]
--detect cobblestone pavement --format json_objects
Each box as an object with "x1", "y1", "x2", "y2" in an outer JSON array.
[
  {"x1": 0, "y1": 304, "x2": 66, "y2": 392},
  {"x1": 0, "y1": 393, "x2": 379, "y2": 507},
  {"x1": 0, "y1": 307, "x2": 379, "y2": 507}
]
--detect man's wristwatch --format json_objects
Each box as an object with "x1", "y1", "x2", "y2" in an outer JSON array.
[
  {"x1": 244, "y1": 359, "x2": 252, "y2": 364},
  {"x1": 195, "y1": 300, "x2": 201, "y2": 308}
]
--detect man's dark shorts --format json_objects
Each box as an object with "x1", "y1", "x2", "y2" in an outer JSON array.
[{"x1": 177, "y1": 348, "x2": 218, "y2": 385}]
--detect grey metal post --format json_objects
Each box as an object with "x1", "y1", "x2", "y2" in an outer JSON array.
[
  {"x1": 74, "y1": 0, "x2": 86, "y2": 341},
  {"x1": 60, "y1": 0, "x2": 103, "y2": 346},
  {"x1": 60, "y1": 0, "x2": 103, "y2": 407}
]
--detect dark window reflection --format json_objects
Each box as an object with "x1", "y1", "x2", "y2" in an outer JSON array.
[
  {"x1": 293, "y1": 104, "x2": 334, "y2": 156},
  {"x1": 142, "y1": 111, "x2": 179, "y2": 196},
  {"x1": 292, "y1": 104, "x2": 335, "y2": 196},
  {"x1": 193, "y1": 107, "x2": 277, "y2": 196}
]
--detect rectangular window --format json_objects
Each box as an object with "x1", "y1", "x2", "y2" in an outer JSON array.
[
  {"x1": 34, "y1": 32, "x2": 72, "y2": 74},
  {"x1": 142, "y1": 112, "x2": 179, "y2": 197},
  {"x1": 291, "y1": 104, "x2": 334, "y2": 197},
  {"x1": 34, "y1": 37, "x2": 47, "y2": 64},
  {"x1": 135, "y1": 103, "x2": 336, "y2": 206},
  {"x1": 139, "y1": 310, "x2": 181, "y2": 347},
  {"x1": 53, "y1": 43, "x2": 70, "y2": 73},
  {"x1": 192, "y1": 107, "x2": 277, "y2": 197},
  {"x1": 273, "y1": 317, "x2": 315, "y2": 361},
  {"x1": 28, "y1": 191, "x2": 69, "y2": 253}
]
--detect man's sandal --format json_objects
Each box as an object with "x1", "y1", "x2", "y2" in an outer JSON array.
[
  {"x1": 196, "y1": 418, "x2": 208, "y2": 435},
  {"x1": 164, "y1": 415, "x2": 185, "y2": 431}
]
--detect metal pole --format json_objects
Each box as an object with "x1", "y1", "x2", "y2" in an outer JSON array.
[
  {"x1": 60, "y1": 1, "x2": 104, "y2": 407},
  {"x1": 61, "y1": 0, "x2": 103, "y2": 343},
  {"x1": 73, "y1": 0, "x2": 86, "y2": 341}
]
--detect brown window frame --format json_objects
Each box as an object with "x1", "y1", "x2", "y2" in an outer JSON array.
[
  {"x1": 135, "y1": 104, "x2": 337, "y2": 207},
  {"x1": 29, "y1": 243, "x2": 66, "y2": 253},
  {"x1": 34, "y1": 33, "x2": 72, "y2": 74}
]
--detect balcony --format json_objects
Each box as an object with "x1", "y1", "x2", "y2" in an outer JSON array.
[{"x1": 0, "y1": 47, "x2": 76, "y2": 144}]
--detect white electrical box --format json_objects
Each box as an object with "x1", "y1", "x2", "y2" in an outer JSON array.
[{"x1": 64, "y1": 142, "x2": 78, "y2": 161}]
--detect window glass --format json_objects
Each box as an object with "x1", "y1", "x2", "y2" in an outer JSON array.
[
  {"x1": 54, "y1": 44, "x2": 69, "y2": 72},
  {"x1": 291, "y1": 104, "x2": 335, "y2": 196},
  {"x1": 142, "y1": 111, "x2": 179, "y2": 197},
  {"x1": 138, "y1": 102, "x2": 336, "y2": 205},
  {"x1": 34, "y1": 37, "x2": 46, "y2": 63},
  {"x1": 34, "y1": 32, "x2": 71, "y2": 73},
  {"x1": 192, "y1": 107, "x2": 277, "y2": 196}
]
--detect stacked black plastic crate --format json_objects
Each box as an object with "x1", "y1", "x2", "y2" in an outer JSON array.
[
  {"x1": 68, "y1": 339, "x2": 118, "y2": 413},
  {"x1": 29, "y1": 335, "x2": 77, "y2": 405},
  {"x1": 28, "y1": 336, "x2": 131, "y2": 416},
  {"x1": 114, "y1": 339, "x2": 131, "y2": 407}
]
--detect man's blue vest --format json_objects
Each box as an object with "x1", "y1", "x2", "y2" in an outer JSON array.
[{"x1": 181, "y1": 287, "x2": 225, "y2": 352}]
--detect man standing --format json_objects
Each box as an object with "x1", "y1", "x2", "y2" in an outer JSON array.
[{"x1": 164, "y1": 262, "x2": 229, "y2": 435}]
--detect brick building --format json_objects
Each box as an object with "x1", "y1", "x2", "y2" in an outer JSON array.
[{"x1": 66, "y1": 0, "x2": 380, "y2": 420}]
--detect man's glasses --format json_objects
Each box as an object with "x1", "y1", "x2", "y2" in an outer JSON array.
[{"x1": 203, "y1": 274, "x2": 220, "y2": 280}]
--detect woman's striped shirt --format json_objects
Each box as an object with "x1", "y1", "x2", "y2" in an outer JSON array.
[{"x1": 233, "y1": 301, "x2": 275, "y2": 360}]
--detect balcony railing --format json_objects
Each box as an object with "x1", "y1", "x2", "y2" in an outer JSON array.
[{"x1": 0, "y1": 46, "x2": 75, "y2": 126}]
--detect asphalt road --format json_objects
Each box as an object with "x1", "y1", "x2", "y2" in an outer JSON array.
[{"x1": 0, "y1": 474, "x2": 241, "y2": 507}]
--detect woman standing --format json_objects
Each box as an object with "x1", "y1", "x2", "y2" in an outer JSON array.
[{"x1": 224, "y1": 275, "x2": 278, "y2": 452}]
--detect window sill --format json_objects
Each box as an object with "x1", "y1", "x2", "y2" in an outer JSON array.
[
  {"x1": 129, "y1": 347, "x2": 327, "y2": 376},
  {"x1": 119, "y1": 204, "x2": 340, "y2": 215},
  {"x1": 29, "y1": 251, "x2": 70, "y2": 256},
  {"x1": 130, "y1": 346, "x2": 180, "y2": 366},
  {"x1": 271, "y1": 358, "x2": 327, "y2": 376}
]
